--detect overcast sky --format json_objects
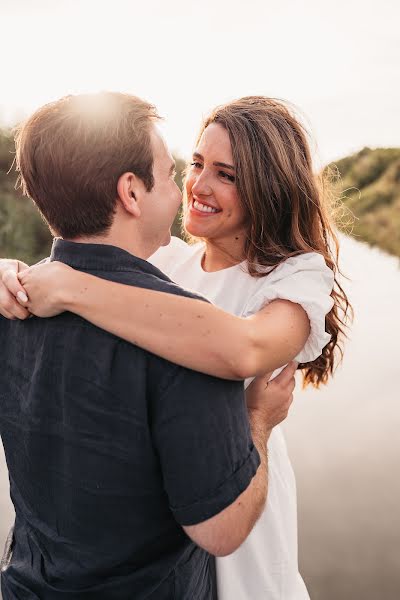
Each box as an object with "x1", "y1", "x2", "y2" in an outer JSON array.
[{"x1": 1, "y1": 0, "x2": 399, "y2": 166}]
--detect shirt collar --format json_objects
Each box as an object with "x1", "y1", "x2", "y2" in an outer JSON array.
[{"x1": 50, "y1": 238, "x2": 168, "y2": 279}]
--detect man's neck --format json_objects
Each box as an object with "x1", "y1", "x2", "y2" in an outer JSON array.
[{"x1": 64, "y1": 231, "x2": 152, "y2": 260}]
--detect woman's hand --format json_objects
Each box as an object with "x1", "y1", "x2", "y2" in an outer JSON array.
[
  {"x1": 246, "y1": 361, "x2": 297, "y2": 433},
  {"x1": 16, "y1": 261, "x2": 76, "y2": 318},
  {"x1": 0, "y1": 259, "x2": 30, "y2": 320},
  {"x1": 5, "y1": 261, "x2": 75, "y2": 318}
]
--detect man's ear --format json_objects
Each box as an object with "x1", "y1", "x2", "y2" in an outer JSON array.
[{"x1": 117, "y1": 172, "x2": 146, "y2": 218}]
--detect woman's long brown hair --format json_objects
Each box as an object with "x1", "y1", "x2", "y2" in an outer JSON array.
[{"x1": 188, "y1": 96, "x2": 352, "y2": 387}]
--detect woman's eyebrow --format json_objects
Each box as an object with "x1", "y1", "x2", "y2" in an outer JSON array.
[
  {"x1": 193, "y1": 152, "x2": 235, "y2": 171},
  {"x1": 214, "y1": 161, "x2": 235, "y2": 171}
]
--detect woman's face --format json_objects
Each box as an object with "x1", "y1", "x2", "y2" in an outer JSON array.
[{"x1": 184, "y1": 123, "x2": 248, "y2": 243}]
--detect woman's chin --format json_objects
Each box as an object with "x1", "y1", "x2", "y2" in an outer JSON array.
[{"x1": 184, "y1": 216, "x2": 210, "y2": 239}]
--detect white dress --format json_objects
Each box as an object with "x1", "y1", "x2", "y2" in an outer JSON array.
[{"x1": 149, "y1": 237, "x2": 334, "y2": 600}]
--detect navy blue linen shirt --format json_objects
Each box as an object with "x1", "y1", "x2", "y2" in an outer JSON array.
[{"x1": 0, "y1": 240, "x2": 259, "y2": 599}]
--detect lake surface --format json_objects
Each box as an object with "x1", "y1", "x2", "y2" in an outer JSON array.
[
  {"x1": 282, "y1": 235, "x2": 400, "y2": 599},
  {"x1": 1, "y1": 235, "x2": 399, "y2": 599}
]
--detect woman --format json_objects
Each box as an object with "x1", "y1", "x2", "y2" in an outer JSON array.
[{"x1": 6, "y1": 97, "x2": 350, "y2": 598}]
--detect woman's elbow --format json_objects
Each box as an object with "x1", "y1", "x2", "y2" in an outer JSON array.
[
  {"x1": 232, "y1": 358, "x2": 258, "y2": 381},
  {"x1": 233, "y1": 343, "x2": 266, "y2": 380}
]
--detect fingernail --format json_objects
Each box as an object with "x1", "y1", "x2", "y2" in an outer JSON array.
[{"x1": 17, "y1": 291, "x2": 28, "y2": 303}]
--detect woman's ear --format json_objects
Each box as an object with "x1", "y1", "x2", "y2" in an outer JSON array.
[{"x1": 117, "y1": 172, "x2": 144, "y2": 218}]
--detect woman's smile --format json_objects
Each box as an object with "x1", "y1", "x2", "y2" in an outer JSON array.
[
  {"x1": 184, "y1": 123, "x2": 248, "y2": 245},
  {"x1": 190, "y1": 198, "x2": 222, "y2": 216}
]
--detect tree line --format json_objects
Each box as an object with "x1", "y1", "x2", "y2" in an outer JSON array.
[{"x1": 1, "y1": 128, "x2": 399, "y2": 263}]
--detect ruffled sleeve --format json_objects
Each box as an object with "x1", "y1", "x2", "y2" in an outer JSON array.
[{"x1": 242, "y1": 252, "x2": 334, "y2": 364}]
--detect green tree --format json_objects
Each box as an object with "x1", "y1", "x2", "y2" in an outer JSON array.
[
  {"x1": 0, "y1": 129, "x2": 52, "y2": 264},
  {"x1": 327, "y1": 147, "x2": 400, "y2": 257}
]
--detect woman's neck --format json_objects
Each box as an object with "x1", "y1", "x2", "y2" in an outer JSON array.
[{"x1": 202, "y1": 238, "x2": 246, "y2": 272}]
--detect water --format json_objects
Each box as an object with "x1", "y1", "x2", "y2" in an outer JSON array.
[
  {"x1": 282, "y1": 235, "x2": 400, "y2": 599},
  {"x1": 1, "y1": 235, "x2": 399, "y2": 599}
]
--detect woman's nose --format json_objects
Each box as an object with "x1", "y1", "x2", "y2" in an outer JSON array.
[{"x1": 191, "y1": 171, "x2": 212, "y2": 197}]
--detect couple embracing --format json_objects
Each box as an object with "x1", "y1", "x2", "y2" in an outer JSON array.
[{"x1": 0, "y1": 92, "x2": 349, "y2": 599}]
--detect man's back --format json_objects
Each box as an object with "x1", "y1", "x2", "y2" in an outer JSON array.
[{"x1": 0, "y1": 240, "x2": 259, "y2": 599}]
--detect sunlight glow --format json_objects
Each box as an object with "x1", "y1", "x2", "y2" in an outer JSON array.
[{"x1": 1, "y1": 0, "x2": 399, "y2": 165}]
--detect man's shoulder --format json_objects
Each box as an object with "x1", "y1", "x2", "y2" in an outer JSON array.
[{"x1": 95, "y1": 265, "x2": 209, "y2": 304}]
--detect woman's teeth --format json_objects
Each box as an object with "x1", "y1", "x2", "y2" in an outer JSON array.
[{"x1": 193, "y1": 199, "x2": 219, "y2": 213}]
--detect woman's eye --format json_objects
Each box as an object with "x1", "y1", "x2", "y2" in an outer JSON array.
[
  {"x1": 190, "y1": 161, "x2": 203, "y2": 169},
  {"x1": 219, "y1": 171, "x2": 236, "y2": 183}
]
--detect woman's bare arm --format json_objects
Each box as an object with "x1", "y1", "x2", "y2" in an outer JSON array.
[{"x1": 6, "y1": 261, "x2": 310, "y2": 380}]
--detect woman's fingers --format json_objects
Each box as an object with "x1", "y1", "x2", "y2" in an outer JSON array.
[
  {"x1": 14, "y1": 262, "x2": 70, "y2": 319},
  {"x1": 0, "y1": 259, "x2": 28, "y2": 276},
  {"x1": 0, "y1": 260, "x2": 32, "y2": 319},
  {"x1": 0, "y1": 307, "x2": 16, "y2": 320},
  {"x1": 2, "y1": 269, "x2": 29, "y2": 302},
  {"x1": 1, "y1": 269, "x2": 30, "y2": 319},
  {"x1": 0, "y1": 284, "x2": 30, "y2": 320},
  {"x1": 13, "y1": 303, "x2": 31, "y2": 320}
]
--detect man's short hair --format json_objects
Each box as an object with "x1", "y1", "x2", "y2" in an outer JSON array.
[{"x1": 15, "y1": 92, "x2": 160, "y2": 238}]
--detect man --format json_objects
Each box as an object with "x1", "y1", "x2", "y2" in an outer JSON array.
[{"x1": 0, "y1": 92, "x2": 295, "y2": 598}]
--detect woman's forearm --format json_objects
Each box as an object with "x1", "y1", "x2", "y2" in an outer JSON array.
[
  {"x1": 60, "y1": 271, "x2": 308, "y2": 380},
  {"x1": 62, "y1": 271, "x2": 258, "y2": 379},
  {"x1": 19, "y1": 262, "x2": 308, "y2": 380}
]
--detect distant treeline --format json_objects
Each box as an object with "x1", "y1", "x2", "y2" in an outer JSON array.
[
  {"x1": 1, "y1": 127, "x2": 399, "y2": 263},
  {"x1": 0, "y1": 129, "x2": 53, "y2": 264},
  {"x1": 328, "y1": 147, "x2": 400, "y2": 257}
]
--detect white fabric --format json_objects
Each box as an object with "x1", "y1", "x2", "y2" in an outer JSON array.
[{"x1": 149, "y1": 237, "x2": 334, "y2": 600}]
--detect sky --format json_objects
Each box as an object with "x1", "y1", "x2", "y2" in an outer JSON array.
[{"x1": 1, "y1": 0, "x2": 399, "y2": 166}]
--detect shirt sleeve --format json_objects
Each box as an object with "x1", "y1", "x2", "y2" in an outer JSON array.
[
  {"x1": 242, "y1": 252, "x2": 335, "y2": 364},
  {"x1": 150, "y1": 367, "x2": 260, "y2": 526}
]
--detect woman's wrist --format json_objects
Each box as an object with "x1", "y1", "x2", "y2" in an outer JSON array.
[{"x1": 53, "y1": 265, "x2": 86, "y2": 313}]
